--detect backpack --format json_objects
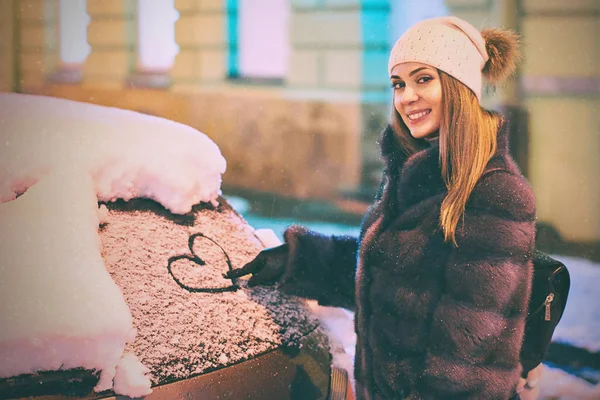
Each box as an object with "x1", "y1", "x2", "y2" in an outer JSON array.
[{"x1": 520, "y1": 250, "x2": 571, "y2": 376}]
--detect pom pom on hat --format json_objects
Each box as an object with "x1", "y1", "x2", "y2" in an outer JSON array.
[{"x1": 481, "y1": 28, "x2": 521, "y2": 84}]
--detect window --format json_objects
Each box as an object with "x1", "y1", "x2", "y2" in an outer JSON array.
[
  {"x1": 59, "y1": 0, "x2": 90, "y2": 66},
  {"x1": 137, "y1": 0, "x2": 179, "y2": 72},
  {"x1": 237, "y1": 0, "x2": 290, "y2": 80},
  {"x1": 390, "y1": 0, "x2": 448, "y2": 43}
]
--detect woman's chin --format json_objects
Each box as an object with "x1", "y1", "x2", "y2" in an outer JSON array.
[{"x1": 410, "y1": 129, "x2": 434, "y2": 139}]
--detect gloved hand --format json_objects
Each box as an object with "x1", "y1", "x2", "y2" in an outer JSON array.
[{"x1": 224, "y1": 244, "x2": 289, "y2": 287}]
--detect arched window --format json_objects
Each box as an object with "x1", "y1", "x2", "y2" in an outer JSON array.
[
  {"x1": 59, "y1": 0, "x2": 91, "y2": 66},
  {"x1": 137, "y1": 0, "x2": 179, "y2": 72},
  {"x1": 237, "y1": 0, "x2": 290, "y2": 80}
]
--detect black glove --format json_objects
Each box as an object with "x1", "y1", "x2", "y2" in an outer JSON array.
[{"x1": 224, "y1": 244, "x2": 289, "y2": 287}]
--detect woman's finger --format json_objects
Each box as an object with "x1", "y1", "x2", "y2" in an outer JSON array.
[
  {"x1": 247, "y1": 262, "x2": 284, "y2": 287},
  {"x1": 224, "y1": 256, "x2": 265, "y2": 278}
]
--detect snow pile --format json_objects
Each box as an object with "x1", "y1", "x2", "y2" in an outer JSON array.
[
  {"x1": 0, "y1": 93, "x2": 226, "y2": 214},
  {"x1": 551, "y1": 255, "x2": 600, "y2": 353},
  {"x1": 539, "y1": 365, "x2": 600, "y2": 400},
  {"x1": 113, "y1": 353, "x2": 153, "y2": 398},
  {"x1": 307, "y1": 302, "x2": 357, "y2": 389},
  {"x1": 254, "y1": 228, "x2": 284, "y2": 248},
  {"x1": 0, "y1": 93, "x2": 227, "y2": 395},
  {"x1": 0, "y1": 172, "x2": 134, "y2": 391}
]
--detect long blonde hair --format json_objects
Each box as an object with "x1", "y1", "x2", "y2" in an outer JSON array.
[{"x1": 391, "y1": 70, "x2": 503, "y2": 246}]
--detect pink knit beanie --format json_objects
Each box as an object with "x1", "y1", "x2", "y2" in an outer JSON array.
[{"x1": 388, "y1": 16, "x2": 520, "y2": 102}]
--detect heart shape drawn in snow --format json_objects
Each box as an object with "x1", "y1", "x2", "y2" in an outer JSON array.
[{"x1": 167, "y1": 233, "x2": 239, "y2": 293}]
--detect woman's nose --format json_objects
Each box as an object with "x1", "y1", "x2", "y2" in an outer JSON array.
[{"x1": 401, "y1": 86, "x2": 418, "y2": 105}]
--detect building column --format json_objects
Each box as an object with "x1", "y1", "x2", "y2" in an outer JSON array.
[
  {"x1": 82, "y1": 0, "x2": 137, "y2": 88},
  {"x1": 171, "y1": 0, "x2": 228, "y2": 92},
  {"x1": 16, "y1": 0, "x2": 59, "y2": 91},
  {"x1": 285, "y1": 0, "x2": 392, "y2": 200},
  {"x1": 0, "y1": 0, "x2": 16, "y2": 92},
  {"x1": 519, "y1": 0, "x2": 600, "y2": 243}
]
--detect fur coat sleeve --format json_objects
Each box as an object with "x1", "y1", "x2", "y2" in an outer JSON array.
[
  {"x1": 415, "y1": 169, "x2": 536, "y2": 399},
  {"x1": 273, "y1": 168, "x2": 391, "y2": 311},
  {"x1": 278, "y1": 226, "x2": 359, "y2": 310}
]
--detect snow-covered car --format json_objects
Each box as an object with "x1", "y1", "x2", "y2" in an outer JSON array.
[{"x1": 0, "y1": 94, "x2": 347, "y2": 399}]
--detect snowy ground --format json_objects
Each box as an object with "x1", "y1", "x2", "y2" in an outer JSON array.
[{"x1": 227, "y1": 196, "x2": 600, "y2": 400}]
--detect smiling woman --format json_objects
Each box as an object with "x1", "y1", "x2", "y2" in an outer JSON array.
[
  {"x1": 390, "y1": 63, "x2": 442, "y2": 140},
  {"x1": 226, "y1": 15, "x2": 555, "y2": 400}
]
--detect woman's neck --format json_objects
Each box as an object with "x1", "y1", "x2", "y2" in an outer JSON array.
[{"x1": 424, "y1": 132, "x2": 440, "y2": 145}]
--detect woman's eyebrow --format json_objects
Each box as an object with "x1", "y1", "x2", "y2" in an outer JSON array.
[
  {"x1": 409, "y1": 67, "x2": 428, "y2": 77},
  {"x1": 390, "y1": 67, "x2": 430, "y2": 80}
]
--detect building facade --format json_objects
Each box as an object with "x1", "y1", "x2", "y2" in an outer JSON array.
[{"x1": 0, "y1": 0, "x2": 598, "y2": 246}]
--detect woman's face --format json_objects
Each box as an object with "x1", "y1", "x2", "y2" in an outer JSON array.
[{"x1": 390, "y1": 62, "x2": 442, "y2": 139}]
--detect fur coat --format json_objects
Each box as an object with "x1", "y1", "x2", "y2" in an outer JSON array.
[{"x1": 278, "y1": 124, "x2": 536, "y2": 399}]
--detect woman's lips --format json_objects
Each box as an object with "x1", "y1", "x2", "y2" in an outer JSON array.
[{"x1": 407, "y1": 109, "x2": 431, "y2": 125}]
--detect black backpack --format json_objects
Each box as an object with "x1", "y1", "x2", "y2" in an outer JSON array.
[{"x1": 520, "y1": 250, "x2": 571, "y2": 376}]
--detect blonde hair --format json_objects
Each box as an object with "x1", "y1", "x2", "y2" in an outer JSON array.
[{"x1": 391, "y1": 70, "x2": 503, "y2": 246}]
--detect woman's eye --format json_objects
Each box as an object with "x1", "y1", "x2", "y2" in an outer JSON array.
[
  {"x1": 418, "y1": 76, "x2": 432, "y2": 84},
  {"x1": 391, "y1": 82, "x2": 405, "y2": 89}
]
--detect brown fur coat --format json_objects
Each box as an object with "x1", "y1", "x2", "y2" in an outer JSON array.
[{"x1": 279, "y1": 124, "x2": 536, "y2": 399}]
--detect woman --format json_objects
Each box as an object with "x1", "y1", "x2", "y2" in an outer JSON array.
[{"x1": 227, "y1": 16, "x2": 536, "y2": 399}]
